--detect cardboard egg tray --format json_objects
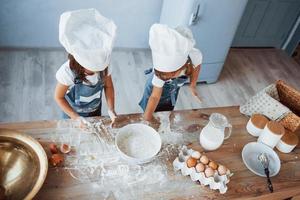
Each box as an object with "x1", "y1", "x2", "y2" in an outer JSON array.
[{"x1": 172, "y1": 147, "x2": 232, "y2": 194}]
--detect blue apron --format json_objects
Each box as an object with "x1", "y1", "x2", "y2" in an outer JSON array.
[
  {"x1": 63, "y1": 73, "x2": 104, "y2": 118},
  {"x1": 139, "y1": 68, "x2": 188, "y2": 112}
]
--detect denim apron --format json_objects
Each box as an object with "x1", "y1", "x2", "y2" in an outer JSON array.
[
  {"x1": 63, "y1": 73, "x2": 104, "y2": 118},
  {"x1": 139, "y1": 68, "x2": 188, "y2": 112}
]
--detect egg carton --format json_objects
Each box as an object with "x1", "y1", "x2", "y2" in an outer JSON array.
[{"x1": 173, "y1": 146, "x2": 232, "y2": 194}]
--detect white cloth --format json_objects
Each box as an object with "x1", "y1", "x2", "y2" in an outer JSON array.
[
  {"x1": 152, "y1": 48, "x2": 203, "y2": 88},
  {"x1": 56, "y1": 61, "x2": 112, "y2": 86},
  {"x1": 240, "y1": 84, "x2": 291, "y2": 121},
  {"x1": 149, "y1": 24, "x2": 195, "y2": 72},
  {"x1": 59, "y1": 8, "x2": 117, "y2": 72}
]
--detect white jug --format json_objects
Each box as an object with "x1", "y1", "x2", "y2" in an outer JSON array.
[{"x1": 199, "y1": 113, "x2": 232, "y2": 151}]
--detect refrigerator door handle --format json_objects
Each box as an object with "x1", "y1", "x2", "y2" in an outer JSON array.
[{"x1": 189, "y1": 1, "x2": 204, "y2": 26}]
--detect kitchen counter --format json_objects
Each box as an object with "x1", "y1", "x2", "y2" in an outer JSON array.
[{"x1": 1, "y1": 106, "x2": 300, "y2": 199}]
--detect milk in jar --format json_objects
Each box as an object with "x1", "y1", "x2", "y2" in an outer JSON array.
[{"x1": 199, "y1": 113, "x2": 232, "y2": 151}]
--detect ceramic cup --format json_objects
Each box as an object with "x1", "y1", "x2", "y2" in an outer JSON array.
[
  {"x1": 246, "y1": 114, "x2": 269, "y2": 137},
  {"x1": 258, "y1": 121, "x2": 285, "y2": 148},
  {"x1": 276, "y1": 130, "x2": 299, "y2": 153}
]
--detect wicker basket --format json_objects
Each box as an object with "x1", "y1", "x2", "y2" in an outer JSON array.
[
  {"x1": 279, "y1": 113, "x2": 300, "y2": 132},
  {"x1": 276, "y1": 80, "x2": 300, "y2": 132}
]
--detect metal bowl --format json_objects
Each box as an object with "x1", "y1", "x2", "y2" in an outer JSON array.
[{"x1": 0, "y1": 129, "x2": 48, "y2": 200}]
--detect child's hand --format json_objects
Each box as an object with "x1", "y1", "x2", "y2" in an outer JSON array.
[
  {"x1": 110, "y1": 117, "x2": 124, "y2": 129},
  {"x1": 107, "y1": 110, "x2": 117, "y2": 123},
  {"x1": 76, "y1": 116, "x2": 91, "y2": 129},
  {"x1": 108, "y1": 109, "x2": 117, "y2": 127},
  {"x1": 143, "y1": 114, "x2": 160, "y2": 127},
  {"x1": 189, "y1": 86, "x2": 202, "y2": 103}
]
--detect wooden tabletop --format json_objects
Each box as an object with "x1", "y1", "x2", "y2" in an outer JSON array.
[{"x1": 1, "y1": 106, "x2": 300, "y2": 200}]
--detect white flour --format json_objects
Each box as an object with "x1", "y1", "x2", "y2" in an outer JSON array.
[
  {"x1": 156, "y1": 112, "x2": 184, "y2": 145},
  {"x1": 174, "y1": 113, "x2": 182, "y2": 123},
  {"x1": 117, "y1": 131, "x2": 157, "y2": 159},
  {"x1": 48, "y1": 118, "x2": 201, "y2": 200},
  {"x1": 155, "y1": 112, "x2": 198, "y2": 145}
]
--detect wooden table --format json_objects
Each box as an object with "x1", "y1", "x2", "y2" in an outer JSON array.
[{"x1": 1, "y1": 106, "x2": 300, "y2": 200}]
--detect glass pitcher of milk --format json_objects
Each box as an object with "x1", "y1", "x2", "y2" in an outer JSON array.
[{"x1": 199, "y1": 113, "x2": 232, "y2": 151}]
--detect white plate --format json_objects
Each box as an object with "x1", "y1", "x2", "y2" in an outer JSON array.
[
  {"x1": 242, "y1": 142, "x2": 281, "y2": 177},
  {"x1": 115, "y1": 123, "x2": 162, "y2": 164}
]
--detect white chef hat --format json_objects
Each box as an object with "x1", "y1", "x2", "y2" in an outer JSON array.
[
  {"x1": 59, "y1": 8, "x2": 117, "y2": 72},
  {"x1": 175, "y1": 26, "x2": 196, "y2": 47},
  {"x1": 149, "y1": 24, "x2": 194, "y2": 72}
]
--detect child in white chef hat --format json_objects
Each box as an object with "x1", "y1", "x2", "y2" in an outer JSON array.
[
  {"x1": 139, "y1": 24, "x2": 203, "y2": 121},
  {"x1": 54, "y1": 8, "x2": 117, "y2": 121}
]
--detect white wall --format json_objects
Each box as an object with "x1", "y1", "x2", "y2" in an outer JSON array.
[{"x1": 0, "y1": 0, "x2": 162, "y2": 48}]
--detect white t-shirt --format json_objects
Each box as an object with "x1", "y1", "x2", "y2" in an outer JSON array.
[
  {"x1": 152, "y1": 48, "x2": 203, "y2": 88},
  {"x1": 56, "y1": 61, "x2": 112, "y2": 86}
]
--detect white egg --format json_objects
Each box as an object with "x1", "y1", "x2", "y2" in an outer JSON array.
[
  {"x1": 195, "y1": 163, "x2": 205, "y2": 172},
  {"x1": 204, "y1": 167, "x2": 214, "y2": 177},
  {"x1": 200, "y1": 155, "x2": 209, "y2": 165},
  {"x1": 218, "y1": 165, "x2": 227, "y2": 175},
  {"x1": 191, "y1": 151, "x2": 201, "y2": 159}
]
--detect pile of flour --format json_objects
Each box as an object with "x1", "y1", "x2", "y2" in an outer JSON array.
[{"x1": 117, "y1": 130, "x2": 159, "y2": 159}]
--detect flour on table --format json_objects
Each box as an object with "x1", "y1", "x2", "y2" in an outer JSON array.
[
  {"x1": 174, "y1": 113, "x2": 182, "y2": 123},
  {"x1": 155, "y1": 112, "x2": 199, "y2": 145},
  {"x1": 49, "y1": 119, "x2": 200, "y2": 200}
]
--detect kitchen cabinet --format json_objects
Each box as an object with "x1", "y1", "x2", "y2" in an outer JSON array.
[{"x1": 233, "y1": 0, "x2": 300, "y2": 48}]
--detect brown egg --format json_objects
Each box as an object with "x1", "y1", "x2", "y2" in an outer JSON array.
[
  {"x1": 200, "y1": 155, "x2": 209, "y2": 165},
  {"x1": 191, "y1": 151, "x2": 201, "y2": 159},
  {"x1": 204, "y1": 167, "x2": 215, "y2": 177},
  {"x1": 186, "y1": 157, "x2": 197, "y2": 168},
  {"x1": 50, "y1": 154, "x2": 64, "y2": 166},
  {"x1": 195, "y1": 163, "x2": 205, "y2": 172},
  {"x1": 49, "y1": 143, "x2": 58, "y2": 154},
  {"x1": 60, "y1": 143, "x2": 71, "y2": 154},
  {"x1": 208, "y1": 161, "x2": 218, "y2": 170},
  {"x1": 218, "y1": 165, "x2": 227, "y2": 176}
]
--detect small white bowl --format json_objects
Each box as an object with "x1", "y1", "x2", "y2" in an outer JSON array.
[
  {"x1": 242, "y1": 142, "x2": 280, "y2": 177},
  {"x1": 115, "y1": 123, "x2": 162, "y2": 164}
]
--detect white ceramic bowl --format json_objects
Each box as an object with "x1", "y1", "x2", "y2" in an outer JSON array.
[
  {"x1": 115, "y1": 123, "x2": 162, "y2": 164},
  {"x1": 242, "y1": 142, "x2": 280, "y2": 177}
]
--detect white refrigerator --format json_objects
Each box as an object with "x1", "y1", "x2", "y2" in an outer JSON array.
[{"x1": 160, "y1": 0, "x2": 248, "y2": 83}]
